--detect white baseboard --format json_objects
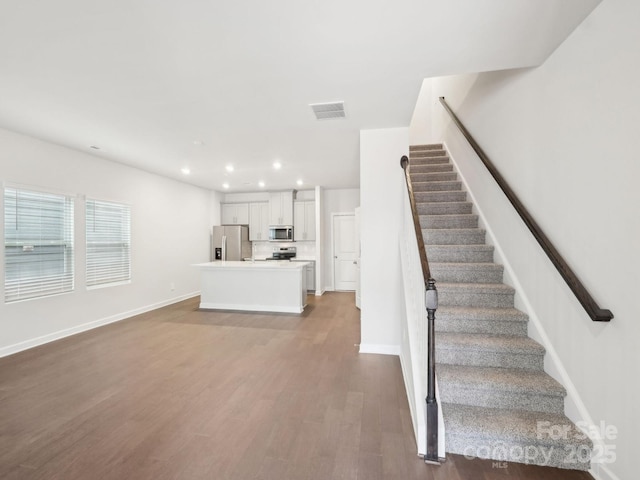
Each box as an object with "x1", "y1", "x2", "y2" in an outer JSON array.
[
  {"x1": 0, "y1": 292, "x2": 200, "y2": 358},
  {"x1": 359, "y1": 344, "x2": 400, "y2": 356},
  {"x1": 590, "y1": 463, "x2": 621, "y2": 480},
  {"x1": 199, "y1": 302, "x2": 303, "y2": 314}
]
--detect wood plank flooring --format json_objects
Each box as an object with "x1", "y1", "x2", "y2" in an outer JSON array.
[{"x1": 0, "y1": 293, "x2": 594, "y2": 480}]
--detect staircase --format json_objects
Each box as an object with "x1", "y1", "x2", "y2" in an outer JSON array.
[{"x1": 409, "y1": 144, "x2": 592, "y2": 470}]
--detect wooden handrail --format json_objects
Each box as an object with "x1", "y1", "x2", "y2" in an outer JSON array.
[
  {"x1": 439, "y1": 97, "x2": 613, "y2": 322},
  {"x1": 401, "y1": 155, "x2": 432, "y2": 283},
  {"x1": 400, "y1": 155, "x2": 439, "y2": 464}
]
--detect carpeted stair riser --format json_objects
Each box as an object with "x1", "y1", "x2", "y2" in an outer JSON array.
[
  {"x1": 417, "y1": 202, "x2": 472, "y2": 215},
  {"x1": 427, "y1": 245, "x2": 494, "y2": 263},
  {"x1": 435, "y1": 306, "x2": 528, "y2": 336},
  {"x1": 409, "y1": 149, "x2": 447, "y2": 158},
  {"x1": 442, "y1": 404, "x2": 592, "y2": 471},
  {"x1": 409, "y1": 156, "x2": 451, "y2": 166},
  {"x1": 414, "y1": 191, "x2": 467, "y2": 203},
  {"x1": 409, "y1": 144, "x2": 443, "y2": 152},
  {"x1": 409, "y1": 163, "x2": 454, "y2": 174},
  {"x1": 438, "y1": 283, "x2": 513, "y2": 308},
  {"x1": 412, "y1": 181, "x2": 462, "y2": 192},
  {"x1": 437, "y1": 284, "x2": 515, "y2": 309},
  {"x1": 424, "y1": 228, "x2": 486, "y2": 245},
  {"x1": 438, "y1": 365, "x2": 566, "y2": 414},
  {"x1": 437, "y1": 335, "x2": 544, "y2": 370},
  {"x1": 430, "y1": 263, "x2": 504, "y2": 284},
  {"x1": 420, "y1": 214, "x2": 478, "y2": 229},
  {"x1": 410, "y1": 171, "x2": 458, "y2": 183},
  {"x1": 436, "y1": 317, "x2": 528, "y2": 336}
]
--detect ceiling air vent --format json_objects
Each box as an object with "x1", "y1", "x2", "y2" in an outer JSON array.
[{"x1": 310, "y1": 101, "x2": 346, "y2": 120}]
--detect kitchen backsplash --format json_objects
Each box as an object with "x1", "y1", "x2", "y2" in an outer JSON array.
[{"x1": 252, "y1": 241, "x2": 316, "y2": 259}]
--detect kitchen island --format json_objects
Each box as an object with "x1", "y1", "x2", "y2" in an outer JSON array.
[{"x1": 194, "y1": 261, "x2": 310, "y2": 313}]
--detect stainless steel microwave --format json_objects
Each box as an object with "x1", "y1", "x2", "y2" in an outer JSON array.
[{"x1": 268, "y1": 225, "x2": 294, "y2": 242}]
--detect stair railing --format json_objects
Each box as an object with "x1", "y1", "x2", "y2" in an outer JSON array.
[
  {"x1": 400, "y1": 155, "x2": 440, "y2": 463},
  {"x1": 438, "y1": 97, "x2": 613, "y2": 322}
]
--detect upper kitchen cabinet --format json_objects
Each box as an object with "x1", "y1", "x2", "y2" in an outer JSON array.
[
  {"x1": 249, "y1": 202, "x2": 270, "y2": 241},
  {"x1": 269, "y1": 191, "x2": 294, "y2": 226},
  {"x1": 294, "y1": 201, "x2": 316, "y2": 241},
  {"x1": 221, "y1": 203, "x2": 249, "y2": 225}
]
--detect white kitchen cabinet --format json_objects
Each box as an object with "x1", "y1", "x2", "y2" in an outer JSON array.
[
  {"x1": 249, "y1": 202, "x2": 270, "y2": 241},
  {"x1": 269, "y1": 191, "x2": 294, "y2": 226},
  {"x1": 293, "y1": 260, "x2": 315, "y2": 292},
  {"x1": 306, "y1": 261, "x2": 315, "y2": 291},
  {"x1": 221, "y1": 203, "x2": 249, "y2": 225},
  {"x1": 294, "y1": 200, "x2": 316, "y2": 241}
]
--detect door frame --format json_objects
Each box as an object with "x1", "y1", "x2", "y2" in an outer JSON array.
[{"x1": 331, "y1": 212, "x2": 355, "y2": 291}]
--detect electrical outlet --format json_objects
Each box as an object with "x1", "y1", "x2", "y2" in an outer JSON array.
[{"x1": 170, "y1": 282, "x2": 175, "y2": 291}]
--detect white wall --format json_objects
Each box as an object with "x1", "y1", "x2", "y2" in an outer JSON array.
[
  {"x1": 0, "y1": 128, "x2": 215, "y2": 356},
  {"x1": 359, "y1": 127, "x2": 408, "y2": 354},
  {"x1": 322, "y1": 188, "x2": 360, "y2": 292},
  {"x1": 412, "y1": 1, "x2": 637, "y2": 479}
]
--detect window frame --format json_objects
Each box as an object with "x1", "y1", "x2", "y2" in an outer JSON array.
[
  {"x1": 85, "y1": 197, "x2": 132, "y2": 290},
  {"x1": 3, "y1": 185, "x2": 75, "y2": 303}
]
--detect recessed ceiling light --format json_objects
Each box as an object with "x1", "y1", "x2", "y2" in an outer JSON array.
[
  {"x1": 222, "y1": 182, "x2": 230, "y2": 189},
  {"x1": 296, "y1": 179, "x2": 304, "y2": 186},
  {"x1": 226, "y1": 164, "x2": 234, "y2": 172},
  {"x1": 258, "y1": 181, "x2": 265, "y2": 188},
  {"x1": 273, "y1": 161, "x2": 282, "y2": 170},
  {"x1": 181, "y1": 167, "x2": 191, "y2": 175}
]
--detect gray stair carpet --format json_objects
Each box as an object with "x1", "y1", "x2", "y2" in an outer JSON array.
[{"x1": 409, "y1": 144, "x2": 592, "y2": 471}]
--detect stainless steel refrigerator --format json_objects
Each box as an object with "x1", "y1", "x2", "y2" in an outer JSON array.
[{"x1": 211, "y1": 225, "x2": 251, "y2": 261}]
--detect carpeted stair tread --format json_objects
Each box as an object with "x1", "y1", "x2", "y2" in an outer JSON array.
[
  {"x1": 439, "y1": 364, "x2": 566, "y2": 397},
  {"x1": 437, "y1": 332, "x2": 544, "y2": 356},
  {"x1": 441, "y1": 404, "x2": 592, "y2": 470}
]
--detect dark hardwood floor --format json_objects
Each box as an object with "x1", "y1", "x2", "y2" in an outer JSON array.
[{"x1": 0, "y1": 293, "x2": 594, "y2": 480}]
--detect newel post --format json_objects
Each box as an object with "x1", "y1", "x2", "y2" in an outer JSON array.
[{"x1": 425, "y1": 277, "x2": 439, "y2": 464}]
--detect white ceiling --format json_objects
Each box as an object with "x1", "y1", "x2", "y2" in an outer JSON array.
[{"x1": 0, "y1": 0, "x2": 600, "y2": 192}]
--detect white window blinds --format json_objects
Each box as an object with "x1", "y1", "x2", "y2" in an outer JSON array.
[
  {"x1": 86, "y1": 199, "x2": 131, "y2": 288},
  {"x1": 4, "y1": 187, "x2": 75, "y2": 303}
]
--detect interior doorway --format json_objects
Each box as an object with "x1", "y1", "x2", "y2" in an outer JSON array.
[{"x1": 332, "y1": 213, "x2": 357, "y2": 291}]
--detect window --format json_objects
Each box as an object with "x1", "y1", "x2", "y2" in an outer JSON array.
[
  {"x1": 4, "y1": 187, "x2": 75, "y2": 303},
  {"x1": 86, "y1": 199, "x2": 131, "y2": 288}
]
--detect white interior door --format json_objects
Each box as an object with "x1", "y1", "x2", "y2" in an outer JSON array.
[
  {"x1": 333, "y1": 214, "x2": 357, "y2": 291},
  {"x1": 354, "y1": 207, "x2": 361, "y2": 308}
]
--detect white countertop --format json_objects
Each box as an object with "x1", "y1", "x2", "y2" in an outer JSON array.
[{"x1": 194, "y1": 261, "x2": 309, "y2": 270}]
